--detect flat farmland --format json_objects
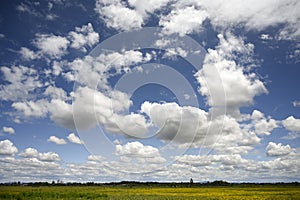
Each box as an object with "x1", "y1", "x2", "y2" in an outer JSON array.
[{"x1": 0, "y1": 185, "x2": 300, "y2": 200}]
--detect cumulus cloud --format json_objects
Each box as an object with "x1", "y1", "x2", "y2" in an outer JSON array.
[
  {"x1": 116, "y1": 141, "x2": 159, "y2": 157},
  {"x1": 174, "y1": 0, "x2": 300, "y2": 39},
  {"x1": 68, "y1": 23, "x2": 99, "y2": 52},
  {"x1": 195, "y1": 33, "x2": 267, "y2": 117},
  {"x1": 2, "y1": 126, "x2": 15, "y2": 135},
  {"x1": 94, "y1": 0, "x2": 300, "y2": 40},
  {"x1": 66, "y1": 50, "x2": 151, "y2": 88},
  {"x1": 95, "y1": 0, "x2": 169, "y2": 31},
  {"x1": 282, "y1": 116, "x2": 300, "y2": 132},
  {"x1": 10, "y1": 85, "x2": 149, "y2": 135},
  {"x1": 34, "y1": 34, "x2": 70, "y2": 59},
  {"x1": 0, "y1": 65, "x2": 42, "y2": 101},
  {"x1": 95, "y1": 0, "x2": 144, "y2": 31},
  {"x1": 251, "y1": 110, "x2": 278, "y2": 135},
  {"x1": 6, "y1": 49, "x2": 152, "y2": 132},
  {"x1": 44, "y1": 85, "x2": 68, "y2": 100},
  {"x1": 48, "y1": 136, "x2": 67, "y2": 145},
  {"x1": 115, "y1": 141, "x2": 166, "y2": 164},
  {"x1": 12, "y1": 99, "x2": 49, "y2": 118},
  {"x1": 0, "y1": 140, "x2": 18, "y2": 156},
  {"x1": 72, "y1": 86, "x2": 149, "y2": 136},
  {"x1": 67, "y1": 133, "x2": 84, "y2": 144},
  {"x1": 19, "y1": 47, "x2": 40, "y2": 60},
  {"x1": 19, "y1": 23, "x2": 99, "y2": 62},
  {"x1": 176, "y1": 154, "x2": 248, "y2": 167},
  {"x1": 266, "y1": 142, "x2": 292, "y2": 157},
  {"x1": 141, "y1": 101, "x2": 260, "y2": 152},
  {"x1": 141, "y1": 101, "x2": 208, "y2": 144},
  {"x1": 19, "y1": 147, "x2": 60, "y2": 162},
  {"x1": 159, "y1": 6, "x2": 208, "y2": 36},
  {"x1": 49, "y1": 99, "x2": 75, "y2": 129},
  {"x1": 0, "y1": 140, "x2": 299, "y2": 182}
]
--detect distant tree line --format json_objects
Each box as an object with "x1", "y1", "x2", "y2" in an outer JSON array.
[{"x1": 1, "y1": 180, "x2": 299, "y2": 187}]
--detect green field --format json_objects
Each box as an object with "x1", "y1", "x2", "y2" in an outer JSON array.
[{"x1": 0, "y1": 185, "x2": 300, "y2": 200}]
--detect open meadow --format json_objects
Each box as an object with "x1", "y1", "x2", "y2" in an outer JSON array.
[{"x1": 0, "y1": 185, "x2": 300, "y2": 200}]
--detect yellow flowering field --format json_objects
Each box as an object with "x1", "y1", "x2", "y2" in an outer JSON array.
[{"x1": 0, "y1": 185, "x2": 299, "y2": 199}]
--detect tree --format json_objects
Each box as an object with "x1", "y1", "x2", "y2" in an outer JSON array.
[{"x1": 190, "y1": 178, "x2": 193, "y2": 184}]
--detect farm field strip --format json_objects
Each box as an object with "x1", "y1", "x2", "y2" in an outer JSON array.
[{"x1": 0, "y1": 186, "x2": 300, "y2": 199}]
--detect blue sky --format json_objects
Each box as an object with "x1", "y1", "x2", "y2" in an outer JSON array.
[{"x1": 0, "y1": 0, "x2": 300, "y2": 183}]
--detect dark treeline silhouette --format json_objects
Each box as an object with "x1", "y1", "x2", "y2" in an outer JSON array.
[{"x1": 1, "y1": 180, "x2": 300, "y2": 187}]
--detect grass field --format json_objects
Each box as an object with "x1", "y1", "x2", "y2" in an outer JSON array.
[{"x1": 0, "y1": 185, "x2": 300, "y2": 199}]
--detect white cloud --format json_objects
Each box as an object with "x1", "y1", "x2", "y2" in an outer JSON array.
[
  {"x1": 49, "y1": 99, "x2": 75, "y2": 129},
  {"x1": 72, "y1": 86, "x2": 149, "y2": 136},
  {"x1": 116, "y1": 141, "x2": 158, "y2": 157},
  {"x1": 115, "y1": 141, "x2": 166, "y2": 164},
  {"x1": 104, "y1": 113, "x2": 150, "y2": 138},
  {"x1": 1, "y1": 141, "x2": 299, "y2": 182},
  {"x1": 174, "y1": 0, "x2": 300, "y2": 40},
  {"x1": 66, "y1": 50, "x2": 150, "y2": 89},
  {"x1": 48, "y1": 2, "x2": 53, "y2": 10},
  {"x1": 95, "y1": 0, "x2": 144, "y2": 31},
  {"x1": 67, "y1": 133, "x2": 84, "y2": 144},
  {"x1": 19, "y1": 47, "x2": 40, "y2": 60},
  {"x1": 195, "y1": 33, "x2": 267, "y2": 117},
  {"x1": 48, "y1": 136, "x2": 67, "y2": 145},
  {"x1": 282, "y1": 116, "x2": 300, "y2": 132},
  {"x1": 44, "y1": 85, "x2": 68, "y2": 100},
  {"x1": 45, "y1": 14, "x2": 58, "y2": 21},
  {"x1": 34, "y1": 34, "x2": 69, "y2": 59},
  {"x1": 94, "y1": 0, "x2": 300, "y2": 39},
  {"x1": 0, "y1": 140, "x2": 18, "y2": 156},
  {"x1": 3, "y1": 50, "x2": 152, "y2": 133},
  {"x1": 141, "y1": 101, "x2": 208, "y2": 144},
  {"x1": 72, "y1": 86, "x2": 129, "y2": 130},
  {"x1": 260, "y1": 34, "x2": 273, "y2": 40},
  {"x1": 292, "y1": 101, "x2": 300, "y2": 107},
  {"x1": 68, "y1": 23, "x2": 99, "y2": 52},
  {"x1": 19, "y1": 147, "x2": 39, "y2": 158},
  {"x1": 12, "y1": 98, "x2": 73, "y2": 129},
  {"x1": 9, "y1": 84, "x2": 149, "y2": 135},
  {"x1": 128, "y1": 0, "x2": 170, "y2": 17},
  {"x1": 0, "y1": 65, "x2": 42, "y2": 101},
  {"x1": 2, "y1": 126, "x2": 15, "y2": 135},
  {"x1": 12, "y1": 99, "x2": 49, "y2": 117},
  {"x1": 266, "y1": 142, "x2": 292, "y2": 157},
  {"x1": 159, "y1": 6, "x2": 208, "y2": 36},
  {"x1": 141, "y1": 101, "x2": 260, "y2": 152},
  {"x1": 19, "y1": 147, "x2": 60, "y2": 161},
  {"x1": 20, "y1": 23, "x2": 97, "y2": 61},
  {"x1": 95, "y1": 0, "x2": 169, "y2": 31},
  {"x1": 251, "y1": 110, "x2": 278, "y2": 135},
  {"x1": 16, "y1": 3, "x2": 31, "y2": 13},
  {"x1": 287, "y1": 50, "x2": 300, "y2": 64},
  {"x1": 176, "y1": 154, "x2": 248, "y2": 167},
  {"x1": 52, "y1": 61, "x2": 63, "y2": 76},
  {"x1": 163, "y1": 47, "x2": 188, "y2": 58},
  {"x1": 87, "y1": 155, "x2": 105, "y2": 162}
]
